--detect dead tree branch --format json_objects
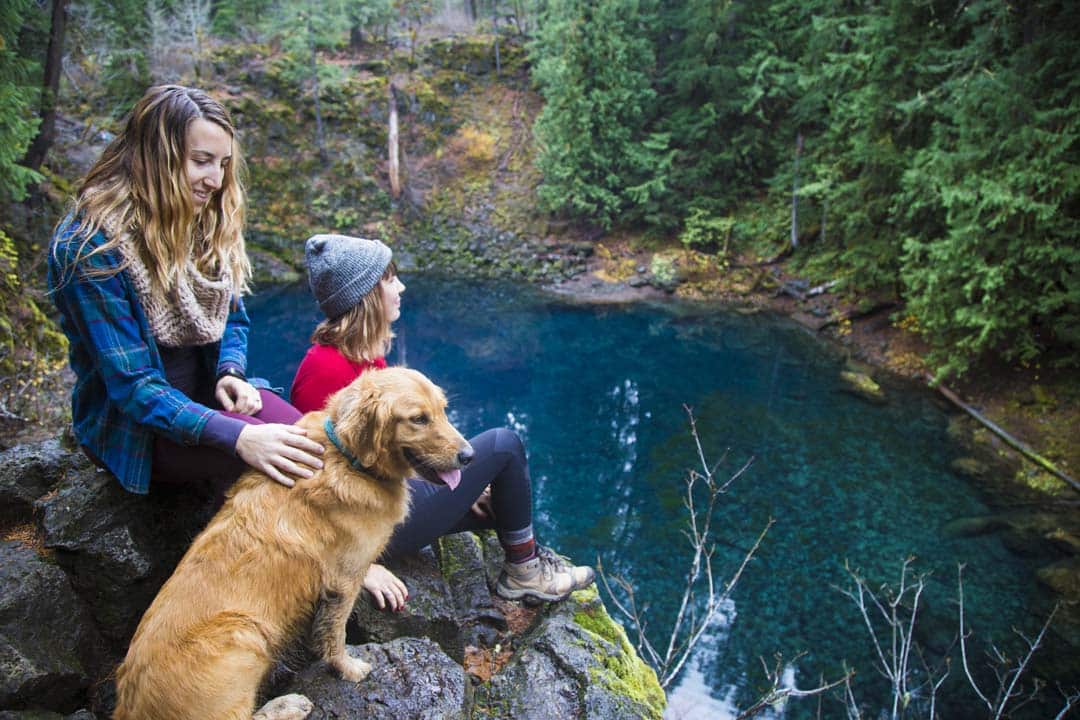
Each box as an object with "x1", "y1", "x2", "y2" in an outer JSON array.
[
  {"x1": 734, "y1": 653, "x2": 852, "y2": 719},
  {"x1": 839, "y1": 557, "x2": 951, "y2": 719},
  {"x1": 958, "y1": 563, "x2": 1064, "y2": 719},
  {"x1": 600, "y1": 405, "x2": 765, "y2": 690}
]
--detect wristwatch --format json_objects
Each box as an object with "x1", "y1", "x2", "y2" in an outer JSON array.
[{"x1": 215, "y1": 366, "x2": 247, "y2": 383}]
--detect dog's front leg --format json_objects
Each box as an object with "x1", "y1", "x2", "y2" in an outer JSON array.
[{"x1": 312, "y1": 582, "x2": 370, "y2": 682}]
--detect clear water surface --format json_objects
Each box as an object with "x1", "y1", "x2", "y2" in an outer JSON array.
[{"x1": 246, "y1": 275, "x2": 1058, "y2": 718}]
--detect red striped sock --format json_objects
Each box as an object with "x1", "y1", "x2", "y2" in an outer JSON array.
[{"x1": 504, "y1": 538, "x2": 536, "y2": 564}]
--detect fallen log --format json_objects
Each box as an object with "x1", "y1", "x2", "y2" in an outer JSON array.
[{"x1": 930, "y1": 375, "x2": 1080, "y2": 494}]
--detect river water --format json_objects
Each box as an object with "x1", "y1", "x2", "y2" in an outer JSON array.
[{"x1": 246, "y1": 274, "x2": 1060, "y2": 718}]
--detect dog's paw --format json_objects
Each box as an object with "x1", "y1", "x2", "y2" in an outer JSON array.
[
  {"x1": 333, "y1": 653, "x2": 372, "y2": 682},
  {"x1": 253, "y1": 693, "x2": 313, "y2": 720}
]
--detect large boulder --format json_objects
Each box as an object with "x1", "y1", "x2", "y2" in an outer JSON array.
[
  {"x1": 0, "y1": 542, "x2": 106, "y2": 713},
  {"x1": 472, "y1": 585, "x2": 665, "y2": 720},
  {"x1": 348, "y1": 533, "x2": 509, "y2": 662},
  {"x1": 33, "y1": 457, "x2": 215, "y2": 650},
  {"x1": 437, "y1": 531, "x2": 508, "y2": 647},
  {"x1": 0, "y1": 438, "x2": 76, "y2": 525},
  {"x1": 348, "y1": 548, "x2": 464, "y2": 662},
  {"x1": 283, "y1": 638, "x2": 466, "y2": 720}
]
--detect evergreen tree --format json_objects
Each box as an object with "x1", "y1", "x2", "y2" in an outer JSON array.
[
  {"x1": 529, "y1": 0, "x2": 672, "y2": 229},
  {"x1": 0, "y1": 0, "x2": 42, "y2": 202},
  {"x1": 66, "y1": 0, "x2": 153, "y2": 111},
  {"x1": 652, "y1": 0, "x2": 799, "y2": 228},
  {"x1": 788, "y1": 0, "x2": 948, "y2": 291},
  {"x1": 899, "y1": 0, "x2": 1080, "y2": 376}
]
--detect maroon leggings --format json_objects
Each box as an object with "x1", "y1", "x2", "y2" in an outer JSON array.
[{"x1": 152, "y1": 388, "x2": 302, "y2": 492}]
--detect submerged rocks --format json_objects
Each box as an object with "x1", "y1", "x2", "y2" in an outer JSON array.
[
  {"x1": 0, "y1": 438, "x2": 665, "y2": 719},
  {"x1": 1037, "y1": 558, "x2": 1080, "y2": 601},
  {"x1": 839, "y1": 369, "x2": 886, "y2": 403}
]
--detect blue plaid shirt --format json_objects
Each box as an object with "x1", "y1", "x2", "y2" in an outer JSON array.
[{"x1": 48, "y1": 216, "x2": 251, "y2": 494}]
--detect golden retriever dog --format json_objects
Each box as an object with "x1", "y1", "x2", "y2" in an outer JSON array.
[{"x1": 113, "y1": 367, "x2": 473, "y2": 720}]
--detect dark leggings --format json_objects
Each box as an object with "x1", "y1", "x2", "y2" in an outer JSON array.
[
  {"x1": 380, "y1": 427, "x2": 532, "y2": 562},
  {"x1": 151, "y1": 388, "x2": 302, "y2": 490}
]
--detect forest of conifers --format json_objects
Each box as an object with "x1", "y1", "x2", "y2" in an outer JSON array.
[{"x1": 3, "y1": 0, "x2": 1078, "y2": 380}]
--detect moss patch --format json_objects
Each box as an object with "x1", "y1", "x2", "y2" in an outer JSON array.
[{"x1": 572, "y1": 586, "x2": 666, "y2": 719}]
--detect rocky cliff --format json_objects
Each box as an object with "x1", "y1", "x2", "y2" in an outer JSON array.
[{"x1": 0, "y1": 438, "x2": 665, "y2": 719}]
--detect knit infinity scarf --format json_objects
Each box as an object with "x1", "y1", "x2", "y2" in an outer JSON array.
[{"x1": 117, "y1": 227, "x2": 232, "y2": 349}]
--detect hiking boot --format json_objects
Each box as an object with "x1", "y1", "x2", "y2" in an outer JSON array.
[{"x1": 496, "y1": 546, "x2": 595, "y2": 602}]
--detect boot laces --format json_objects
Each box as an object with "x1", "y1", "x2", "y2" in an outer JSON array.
[
  {"x1": 537, "y1": 545, "x2": 579, "y2": 586},
  {"x1": 536, "y1": 545, "x2": 569, "y2": 572}
]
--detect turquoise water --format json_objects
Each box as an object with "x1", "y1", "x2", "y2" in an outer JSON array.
[{"x1": 246, "y1": 275, "x2": 1060, "y2": 717}]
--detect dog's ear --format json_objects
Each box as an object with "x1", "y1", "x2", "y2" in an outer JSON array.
[
  {"x1": 336, "y1": 381, "x2": 393, "y2": 469},
  {"x1": 358, "y1": 394, "x2": 392, "y2": 468}
]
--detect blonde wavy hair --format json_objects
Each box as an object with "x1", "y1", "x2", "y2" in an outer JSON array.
[
  {"x1": 57, "y1": 85, "x2": 250, "y2": 300},
  {"x1": 310, "y1": 263, "x2": 398, "y2": 363}
]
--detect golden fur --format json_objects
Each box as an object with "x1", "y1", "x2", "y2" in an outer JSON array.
[{"x1": 114, "y1": 367, "x2": 470, "y2": 720}]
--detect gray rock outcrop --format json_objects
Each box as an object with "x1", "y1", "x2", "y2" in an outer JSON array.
[{"x1": 0, "y1": 439, "x2": 665, "y2": 719}]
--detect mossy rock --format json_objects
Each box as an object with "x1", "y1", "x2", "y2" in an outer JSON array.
[
  {"x1": 950, "y1": 456, "x2": 990, "y2": 479},
  {"x1": 572, "y1": 587, "x2": 666, "y2": 719},
  {"x1": 839, "y1": 370, "x2": 886, "y2": 404},
  {"x1": 474, "y1": 585, "x2": 665, "y2": 720},
  {"x1": 1036, "y1": 558, "x2": 1080, "y2": 600},
  {"x1": 425, "y1": 35, "x2": 500, "y2": 75},
  {"x1": 941, "y1": 515, "x2": 1009, "y2": 538},
  {"x1": 248, "y1": 248, "x2": 301, "y2": 286},
  {"x1": 997, "y1": 512, "x2": 1076, "y2": 558},
  {"x1": 0, "y1": 229, "x2": 70, "y2": 427}
]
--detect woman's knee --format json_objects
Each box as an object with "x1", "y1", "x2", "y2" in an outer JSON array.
[{"x1": 491, "y1": 427, "x2": 525, "y2": 462}]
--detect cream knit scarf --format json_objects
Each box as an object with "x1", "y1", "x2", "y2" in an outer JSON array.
[{"x1": 116, "y1": 226, "x2": 232, "y2": 348}]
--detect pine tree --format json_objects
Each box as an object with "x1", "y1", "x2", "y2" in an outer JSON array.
[
  {"x1": 0, "y1": 0, "x2": 43, "y2": 202},
  {"x1": 899, "y1": 0, "x2": 1080, "y2": 376},
  {"x1": 529, "y1": 0, "x2": 672, "y2": 229}
]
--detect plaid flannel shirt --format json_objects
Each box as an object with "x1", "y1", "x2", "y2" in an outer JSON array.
[{"x1": 47, "y1": 216, "x2": 250, "y2": 494}]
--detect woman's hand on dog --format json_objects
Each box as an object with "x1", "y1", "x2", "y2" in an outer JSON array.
[
  {"x1": 236, "y1": 424, "x2": 324, "y2": 487},
  {"x1": 363, "y1": 563, "x2": 408, "y2": 612}
]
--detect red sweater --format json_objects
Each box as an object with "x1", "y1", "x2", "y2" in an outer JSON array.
[{"x1": 290, "y1": 343, "x2": 387, "y2": 413}]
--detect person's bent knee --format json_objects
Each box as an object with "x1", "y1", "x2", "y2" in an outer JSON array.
[{"x1": 492, "y1": 427, "x2": 525, "y2": 460}]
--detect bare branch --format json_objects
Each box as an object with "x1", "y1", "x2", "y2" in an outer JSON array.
[
  {"x1": 734, "y1": 653, "x2": 853, "y2": 719},
  {"x1": 598, "y1": 407, "x2": 767, "y2": 690},
  {"x1": 840, "y1": 558, "x2": 948, "y2": 719},
  {"x1": 958, "y1": 563, "x2": 1062, "y2": 719},
  {"x1": 993, "y1": 604, "x2": 1060, "y2": 720},
  {"x1": 1054, "y1": 688, "x2": 1080, "y2": 719}
]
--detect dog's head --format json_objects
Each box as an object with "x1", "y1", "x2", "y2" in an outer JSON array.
[{"x1": 326, "y1": 367, "x2": 473, "y2": 489}]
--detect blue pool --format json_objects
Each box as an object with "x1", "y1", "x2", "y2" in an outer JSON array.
[{"x1": 246, "y1": 274, "x2": 1062, "y2": 717}]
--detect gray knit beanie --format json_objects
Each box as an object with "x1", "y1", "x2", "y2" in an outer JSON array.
[{"x1": 305, "y1": 234, "x2": 393, "y2": 319}]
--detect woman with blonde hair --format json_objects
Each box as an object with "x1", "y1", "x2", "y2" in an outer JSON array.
[
  {"x1": 48, "y1": 85, "x2": 323, "y2": 497},
  {"x1": 292, "y1": 234, "x2": 594, "y2": 608}
]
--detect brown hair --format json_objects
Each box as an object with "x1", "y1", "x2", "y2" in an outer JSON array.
[
  {"x1": 58, "y1": 85, "x2": 250, "y2": 300},
  {"x1": 310, "y1": 263, "x2": 398, "y2": 363}
]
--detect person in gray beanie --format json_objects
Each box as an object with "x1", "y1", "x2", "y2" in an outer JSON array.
[{"x1": 290, "y1": 233, "x2": 595, "y2": 609}]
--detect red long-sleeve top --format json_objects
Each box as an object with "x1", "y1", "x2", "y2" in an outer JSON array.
[{"x1": 289, "y1": 343, "x2": 387, "y2": 413}]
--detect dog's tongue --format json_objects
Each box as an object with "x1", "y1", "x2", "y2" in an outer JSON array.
[{"x1": 438, "y1": 468, "x2": 461, "y2": 490}]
